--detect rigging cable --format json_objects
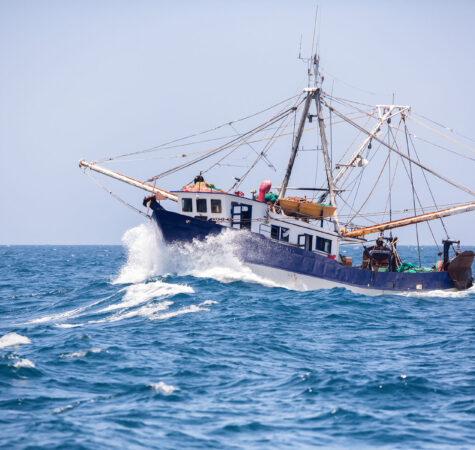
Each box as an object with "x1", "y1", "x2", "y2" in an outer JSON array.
[
  {"x1": 412, "y1": 112, "x2": 475, "y2": 145},
  {"x1": 404, "y1": 121, "x2": 422, "y2": 267},
  {"x1": 329, "y1": 114, "x2": 375, "y2": 191},
  {"x1": 388, "y1": 118, "x2": 393, "y2": 228},
  {"x1": 389, "y1": 125, "x2": 475, "y2": 163},
  {"x1": 147, "y1": 98, "x2": 305, "y2": 182},
  {"x1": 344, "y1": 118, "x2": 403, "y2": 226},
  {"x1": 84, "y1": 171, "x2": 150, "y2": 219},
  {"x1": 382, "y1": 156, "x2": 400, "y2": 223},
  {"x1": 406, "y1": 114, "x2": 475, "y2": 154},
  {"x1": 387, "y1": 126, "x2": 440, "y2": 249},
  {"x1": 229, "y1": 123, "x2": 276, "y2": 170},
  {"x1": 97, "y1": 93, "x2": 303, "y2": 163},
  {"x1": 406, "y1": 125, "x2": 449, "y2": 239},
  {"x1": 206, "y1": 96, "x2": 303, "y2": 181},
  {"x1": 345, "y1": 137, "x2": 392, "y2": 227},
  {"x1": 233, "y1": 103, "x2": 300, "y2": 191},
  {"x1": 106, "y1": 112, "x2": 364, "y2": 163}
]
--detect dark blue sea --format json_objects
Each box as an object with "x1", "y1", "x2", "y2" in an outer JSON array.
[{"x1": 1, "y1": 224, "x2": 474, "y2": 449}]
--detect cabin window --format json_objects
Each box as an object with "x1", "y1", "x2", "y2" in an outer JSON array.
[
  {"x1": 298, "y1": 234, "x2": 313, "y2": 251},
  {"x1": 280, "y1": 227, "x2": 290, "y2": 242},
  {"x1": 316, "y1": 236, "x2": 332, "y2": 254},
  {"x1": 211, "y1": 199, "x2": 222, "y2": 213},
  {"x1": 271, "y1": 225, "x2": 289, "y2": 242},
  {"x1": 196, "y1": 198, "x2": 207, "y2": 213},
  {"x1": 182, "y1": 198, "x2": 193, "y2": 212}
]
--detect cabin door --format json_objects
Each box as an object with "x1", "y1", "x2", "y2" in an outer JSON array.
[
  {"x1": 298, "y1": 234, "x2": 313, "y2": 252},
  {"x1": 231, "y1": 203, "x2": 252, "y2": 230}
]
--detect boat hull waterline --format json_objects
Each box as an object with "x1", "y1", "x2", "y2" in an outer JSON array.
[{"x1": 150, "y1": 202, "x2": 472, "y2": 295}]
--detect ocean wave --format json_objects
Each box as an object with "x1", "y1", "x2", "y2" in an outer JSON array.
[
  {"x1": 12, "y1": 358, "x2": 35, "y2": 368},
  {"x1": 54, "y1": 323, "x2": 84, "y2": 328},
  {"x1": 24, "y1": 294, "x2": 111, "y2": 325},
  {"x1": 0, "y1": 332, "x2": 31, "y2": 349},
  {"x1": 99, "y1": 280, "x2": 193, "y2": 313},
  {"x1": 151, "y1": 304, "x2": 204, "y2": 321},
  {"x1": 148, "y1": 381, "x2": 179, "y2": 394},
  {"x1": 60, "y1": 348, "x2": 102, "y2": 359},
  {"x1": 91, "y1": 300, "x2": 174, "y2": 323},
  {"x1": 113, "y1": 223, "x2": 165, "y2": 284}
]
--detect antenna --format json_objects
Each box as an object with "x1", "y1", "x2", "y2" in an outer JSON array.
[
  {"x1": 310, "y1": 6, "x2": 318, "y2": 60},
  {"x1": 316, "y1": 7, "x2": 322, "y2": 56},
  {"x1": 299, "y1": 6, "x2": 320, "y2": 87},
  {"x1": 309, "y1": 6, "x2": 318, "y2": 87}
]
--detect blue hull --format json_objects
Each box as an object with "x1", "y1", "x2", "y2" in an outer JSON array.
[{"x1": 150, "y1": 203, "x2": 455, "y2": 292}]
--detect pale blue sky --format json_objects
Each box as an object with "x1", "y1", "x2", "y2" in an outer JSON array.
[{"x1": 1, "y1": 0, "x2": 474, "y2": 244}]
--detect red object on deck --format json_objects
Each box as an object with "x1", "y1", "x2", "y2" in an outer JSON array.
[{"x1": 258, "y1": 180, "x2": 272, "y2": 202}]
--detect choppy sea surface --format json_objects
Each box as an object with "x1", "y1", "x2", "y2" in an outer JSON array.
[{"x1": 1, "y1": 224, "x2": 474, "y2": 449}]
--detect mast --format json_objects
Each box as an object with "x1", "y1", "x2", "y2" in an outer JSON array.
[
  {"x1": 311, "y1": 51, "x2": 340, "y2": 231},
  {"x1": 342, "y1": 202, "x2": 475, "y2": 237},
  {"x1": 278, "y1": 89, "x2": 315, "y2": 199},
  {"x1": 315, "y1": 87, "x2": 340, "y2": 231},
  {"x1": 79, "y1": 160, "x2": 178, "y2": 202}
]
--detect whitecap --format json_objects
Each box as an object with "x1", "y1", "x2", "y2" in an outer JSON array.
[
  {"x1": 54, "y1": 323, "x2": 84, "y2": 329},
  {"x1": 24, "y1": 294, "x2": 112, "y2": 325},
  {"x1": 13, "y1": 358, "x2": 35, "y2": 368},
  {"x1": 98, "y1": 280, "x2": 193, "y2": 314},
  {"x1": 54, "y1": 404, "x2": 75, "y2": 414},
  {"x1": 0, "y1": 332, "x2": 31, "y2": 349},
  {"x1": 60, "y1": 348, "x2": 102, "y2": 359},
  {"x1": 199, "y1": 300, "x2": 218, "y2": 306},
  {"x1": 148, "y1": 381, "x2": 179, "y2": 394},
  {"x1": 92, "y1": 300, "x2": 173, "y2": 324},
  {"x1": 151, "y1": 304, "x2": 205, "y2": 321}
]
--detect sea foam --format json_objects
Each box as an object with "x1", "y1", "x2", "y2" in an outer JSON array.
[
  {"x1": 13, "y1": 358, "x2": 35, "y2": 368},
  {"x1": 0, "y1": 332, "x2": 31, "y2": 349},
  {"x1": 113, "y1": 223, "x2": 165, "y2": 284},
  {"x1": 60, "y1": 348, "x2": 102, "y2": 359},
  {"x1": 148, "y1": 381, "x2": 179, "y2": 394},
  {"x1": 116, "y1": 222, "x2": 287, "y2": 288}
]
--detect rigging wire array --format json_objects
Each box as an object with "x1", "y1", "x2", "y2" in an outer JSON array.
[{"x1": 81, "y1": 83, "x2": 475, "y2": 242}]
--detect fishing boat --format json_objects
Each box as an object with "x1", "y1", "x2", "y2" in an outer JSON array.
[{"x1": 79, "y1": 31, "x2": 474, "y2": 295}]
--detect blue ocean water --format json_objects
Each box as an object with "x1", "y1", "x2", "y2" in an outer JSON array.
[{"x1": 1, "y1": 224, "x2": 474, "y2": 449}]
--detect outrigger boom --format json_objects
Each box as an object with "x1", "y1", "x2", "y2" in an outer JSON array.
[
  {"x1": 78, "y1": 160, "x2": 178, "y2": 202},
  {"x1": 343, "y1": 202, "x2": 475, "y2": 237}
]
